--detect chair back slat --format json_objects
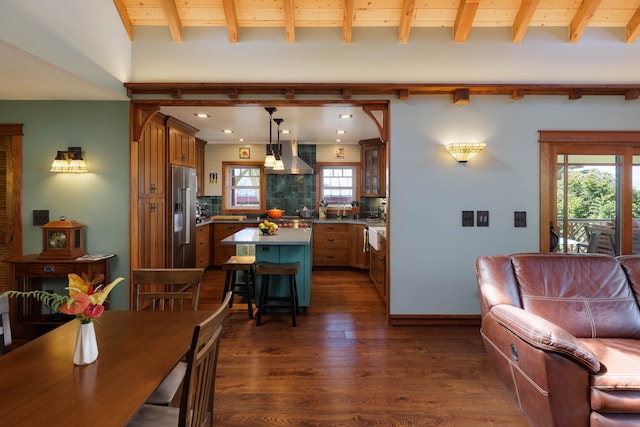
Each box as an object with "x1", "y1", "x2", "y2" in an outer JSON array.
[
  {"x1": 179, "y1": 291, "x2": 231, "y2": 427},
  {"x1": 132, "y1": 269, "x2": 204, "y2": 312},
  {"x1": 0, "y1": 295, "x2": 12, "y2": 354}
]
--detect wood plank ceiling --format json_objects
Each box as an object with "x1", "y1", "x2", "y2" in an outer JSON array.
[{"x1": 113, "y1": 0, "x2": 640, "y2": 45}]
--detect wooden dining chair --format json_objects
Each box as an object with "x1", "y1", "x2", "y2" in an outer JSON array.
[
  {"x1": 132, "y1": 268, "x2": 204, "y2": 312},
  {"x1": 0, "y1": 295, "x2": 12, "y2": 355},
  {"x1": 132, "y1": 268, "x2": 204, "y2": 406},
  {"x1": 127, "y1": 291, "x2": 232, "y2": 427}
]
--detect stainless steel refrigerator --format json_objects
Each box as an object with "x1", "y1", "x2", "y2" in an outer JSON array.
[{"x1": 169, "y1": 165, "x2": 197, "y2": 268}]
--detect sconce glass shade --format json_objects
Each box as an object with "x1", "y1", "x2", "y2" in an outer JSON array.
[
  {"x1": 50, "y1": 147, "x2": 88, "y2": 173},
  {"x1": 445, "y1": 143, "x2": 487, "y2": 163},
  {"x1": 50, "y1": 151, "x2": 69, "y2": 172}
]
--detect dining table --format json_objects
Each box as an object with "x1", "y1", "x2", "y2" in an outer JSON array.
[{"x1": 0, "y1": 310, "x2": 216, "y2": 427}]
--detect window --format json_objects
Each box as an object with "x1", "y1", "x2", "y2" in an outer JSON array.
[
  {"x1": 317, "y1": 163, "x2": 360, "y2": 206},
  {"x1": 540, "y1": 131, "x2": 640, "y2": 255},
  {"x1": 222, "y1": 162, "x2": 266, "y2": 212}
]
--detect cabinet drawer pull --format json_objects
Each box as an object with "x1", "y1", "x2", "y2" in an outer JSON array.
[{"x1": 327, "y1": 238, "x2": 334, "y2": 242}]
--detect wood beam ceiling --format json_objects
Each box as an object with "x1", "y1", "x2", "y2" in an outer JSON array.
[
  {"x1": 453, "y1": 0, "x2": 480, "y2": 43},
  {"x1": 399, "y1": 0, "x2": 416, "y2": 44},
  {"x1": 124, "y1": 82, "x2": 640, "y2": 104},
  {"x1": 512, "y1": 0, "x2": 540, "y2": 43},
  {"x1": 569, "y1": 0, "x2": 603, "y2": 43},
  {"x1": 222, "y1": 0, "x2": 239, "y2": 43},
  {"x1": 343, "y1": 0, "x2": 354, "y2": 43},
  {"x1": 160, "y1": 0, "x2": 183, "y2": 42}
]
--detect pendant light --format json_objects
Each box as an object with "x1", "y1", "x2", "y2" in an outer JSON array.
[
  {"x1": 273, "y1": 118, "x2": 285, "y2": 171},
  {"x1": 264, "y1": 107, "x2": 277, "y2": 168}
]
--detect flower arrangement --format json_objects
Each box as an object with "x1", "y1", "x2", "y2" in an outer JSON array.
[{"x1": 3, "y1": 273, "x2": 124, "y2": 324}]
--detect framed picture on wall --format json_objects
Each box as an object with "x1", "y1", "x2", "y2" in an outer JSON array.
[{"x1": 239, "y1": 147, "x2": 250, "y2": 159}]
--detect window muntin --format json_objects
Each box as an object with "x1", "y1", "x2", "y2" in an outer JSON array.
[
  {"x1": 222, "y1": 162, "x2": 265, "y2": 212},
  {"x1": 319, "y1": 166, "x2": 356, "y2": 206}
]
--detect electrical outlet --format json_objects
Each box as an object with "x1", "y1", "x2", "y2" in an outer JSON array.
[
  {"x1": 514, "y1": 211, "x2": 527, "y2": 227},
  {"x1": 33, "y1": 210, "x2": 49, "y2": 226},
  {"x1": 462, "y1": 211, "x2": 474, "y2": 227},
  {"x1": 477, "y1": 211, "x2": 489, "y2": 227}
]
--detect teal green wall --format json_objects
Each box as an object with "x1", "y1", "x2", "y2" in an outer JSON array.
[{"x1": 0, "y1": 101, "x2": 131, "y2": 309}]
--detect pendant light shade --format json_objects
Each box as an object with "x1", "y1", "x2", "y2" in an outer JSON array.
[
  {"x1": 272, "y1": 118, "x2": 284, "y2": 171},
  {"x1": 264, "y1": 107, "x2": 277, "y2": 168}
]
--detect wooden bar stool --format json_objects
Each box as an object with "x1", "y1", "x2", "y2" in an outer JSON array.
[
  {"x1": 255, "y1": 261, "x2": 300, "y2": 327},
  {"x1": 222, "y1": 255, "x2": 256, "y2": 319}
]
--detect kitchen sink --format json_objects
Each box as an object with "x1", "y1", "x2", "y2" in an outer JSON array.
[{"x1": 368, "y1": 226, "x2": 386, "y2": 250}]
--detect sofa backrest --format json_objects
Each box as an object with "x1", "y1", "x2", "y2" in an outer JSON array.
[{"x1": 477, "y1": 253, "x2": 640, "y2": 339}]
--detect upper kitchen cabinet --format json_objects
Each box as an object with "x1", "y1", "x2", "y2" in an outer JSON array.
[
  {"x1": 195, "y1": 138, "x2": 206, "y2": 196},
  {"x1": 166, "y1": 117, "x2": 198, "y2": 168},
  {"x1": 359, "y1": 138, "x2": 386, "y2": 197}
]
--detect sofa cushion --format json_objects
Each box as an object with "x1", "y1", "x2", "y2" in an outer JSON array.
[
  {"x1": 581, "y1": 338, "x2": 640, "y2": 413},
  {"x1": 511, "y1": 254, "x2": 640, "y2": 339}
]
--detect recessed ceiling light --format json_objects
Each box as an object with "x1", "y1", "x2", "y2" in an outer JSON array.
[
  {"x1": 239, "y1": 138, "x2": 244, "y2": 142},
  {"x1": 195, "y1": 113, "x2": 209, "y2": 118},
  {"x1": 223, "y1": 129, "x2": 233, "y2": 134},
  {"x1": 281, "y1": 129, "x2": 290, "y2": 134},
  {"x1": 336, "y1": 130, "x2": 346, "y2": 134},
  {"x1": 339, "y1": 114, "x2": 353, "y2": 119},
  {"x1": 336, "y1": 139, "x2": 342, "y2": 142}
]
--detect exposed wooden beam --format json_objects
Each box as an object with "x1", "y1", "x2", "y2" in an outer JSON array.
[
  {"x1": 453, "y1": 89, "x2": 470, "y2": 104},
  {"x1": 112, "y1": 0, "x2": 133, "y2": 41},
  {"x1": 626, "y1": 7, "x2": 640, "y2": 43},
  {"x1": 343, "y1": 0, "x2": 354, "y2": 43},
  {"x1": 283, "y1": 0, "x2": 295, "y2": 43},
  {"x1": 454, "y1": 0, "x2": 480, "y2": 43},
  {"x1": 222, "y1": 0, "x2": 239, "y2": 43},
  {"x1": 399, "y1": 0, "x2": 416, "y2": 44},
  {"x1": 569, "y1": 0, "x2": 602, "y2": 43},
  {"x1": 512, "y1": 0, "x2": 541, "y2": 43},
  {"x1": 511, "y1": 89, "x2": 525, "y2": 100},
  {"x1": 285, "y1": 87, "x2": 296, "y2": 99},
  {"x1": 160, "y1": 0, "x2": 183, "y2": 42},
  {"x1": 568, "y1": 89, "x2": 582, "y2": 100},
  {"x1": 342, "y1": 88, "x2": 353, "y2": 100},
  {"x1": 625, "y1": 89, "x2": 640, "y2": 100},
  {"x1": 398, "y1": 89, "x2": 410, "y2": 99}
]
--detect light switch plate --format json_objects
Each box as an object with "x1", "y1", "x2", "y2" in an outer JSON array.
[
  {"x1": 462, "y1": 211, "x2": 474, "y2": 227},
  {"x1": 514, "y1": 211, "x2": 527, "y2": 227},
  {"x1": 477, "y1": 211, "x2": 489, "y2": 227}
]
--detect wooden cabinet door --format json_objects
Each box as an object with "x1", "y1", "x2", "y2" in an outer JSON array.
[
  {"x1": 139, "y1": 114, "x2": 166, "y2": 198},
  {"x1": 138, "y1": 198, "x2": 165, "y2": 268},
  {"x1": 348, "y1": 224, "x2": 368, "y2": 269},
  {"x1": 195, "y1": 138, "x2": 206, "y2": 196},
  {"x1": 167, "y1": 117, "x2": 198, "y2": 168},
  {"x1": 195, "y1": 224, "x2": 210, "y2": 268},
  {"x1": 313, "y1": 223, "x2": 349, "y2": 266},
  {"x1": 359, "y1": 138, "x2": 386, "y2": 197}
]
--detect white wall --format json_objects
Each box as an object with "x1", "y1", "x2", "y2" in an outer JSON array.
[{"x1": 389, "y1": 95, "x2": 640, "y2": 314}]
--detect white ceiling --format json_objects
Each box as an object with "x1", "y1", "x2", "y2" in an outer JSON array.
[{"x1": 3, "y1": 0, "x2": 640, "y2": 144}]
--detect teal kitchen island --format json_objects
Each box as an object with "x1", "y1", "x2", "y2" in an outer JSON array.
[{"x1": 220, "y1": 227, "x2": 312, "y2": 308}]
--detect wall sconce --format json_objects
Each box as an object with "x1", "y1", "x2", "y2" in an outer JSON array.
[
  {"x1": 445, "y1": 143, "x2": 486, "y2": 164},
  {"x1": 50, "y1": 147, "x2": 88, "y2": 173}
]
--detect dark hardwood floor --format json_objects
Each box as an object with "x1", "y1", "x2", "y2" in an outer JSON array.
[{"x1": 200, "y1": 267, "x2": 528, "y2": 426}]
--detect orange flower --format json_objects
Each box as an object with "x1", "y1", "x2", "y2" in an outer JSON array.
[{"x1": 60, "y1": 293, "x2": 90, "y2": 315}]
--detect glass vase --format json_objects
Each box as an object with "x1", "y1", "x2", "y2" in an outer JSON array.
[{"x1": 73, "y1": 321, "x2": 99, "y2": 365}]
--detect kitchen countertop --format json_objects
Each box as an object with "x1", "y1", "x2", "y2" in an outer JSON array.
[{"x1": 220, "y1": 227, "x2": 312, "y2": 245}]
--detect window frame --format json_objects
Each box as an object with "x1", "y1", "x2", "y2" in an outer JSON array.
[
  {"x1": 316, "y1": 162, "x2": 361, "y2": 208},
  {"x1": 221, "y1": 161, "x2": 266, "y2": 213},
  {"x1": 540, "y1": 130, "x2": 640, "y2": 254}
]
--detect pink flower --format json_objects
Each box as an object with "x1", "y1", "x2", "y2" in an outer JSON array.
[{"x1": 83, "y1": 304, "x2": 105, "y2": 318}]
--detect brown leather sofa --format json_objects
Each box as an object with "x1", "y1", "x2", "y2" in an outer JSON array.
[{"x1": 476, "y1": 253, "x2": 640, "y2": 427}]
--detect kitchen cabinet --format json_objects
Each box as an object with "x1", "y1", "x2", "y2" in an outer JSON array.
[
  {"x1": 369, "y1": 233, "x2": 387, "y2": 305},
  {"x1": 196, "y1": 224, "x2": 211, "y2": 268},
  {"x1": 213, "y1": 223, "x2": 251, "y2": 266},
  {"x1": 359, "y1": 138, "x2": 386, "y2": 197},
  {"x1": 137, "y1": 113, "x2": 167, "y2": 268},
  {"x1": 348, "y1": 224, "x2": 369, "y2": 269},
  {"x1": 195, "y1": 138, "x2": 206, "y2": 196},
  {"x1": 166, "y1": 117, "x2": 197, "y2": 168},
  {"x1": 313, "y1": 223, "x2": 349, "y2": 266}
]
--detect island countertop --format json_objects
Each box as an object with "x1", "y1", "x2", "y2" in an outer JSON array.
[{"x1": 220, "y1": 227, "x2": 312, "y2": 245}]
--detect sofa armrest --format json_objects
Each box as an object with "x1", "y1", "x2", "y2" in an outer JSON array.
[{"x1": 491, "y1": 304, "x2": 600, "y2": 373}]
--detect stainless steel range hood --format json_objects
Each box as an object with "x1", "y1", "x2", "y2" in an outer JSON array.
[{"x1": 266, "y1": 140, "x2": 314, "y2": 175}]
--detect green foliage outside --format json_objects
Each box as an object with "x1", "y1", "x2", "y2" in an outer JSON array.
[{"x1": 559, "y1": 167, "x2": 640, "y2": 219}]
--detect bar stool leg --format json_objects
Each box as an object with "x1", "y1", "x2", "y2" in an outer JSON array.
[
  {"x1": 288, "y1": 274, "x2": 297, "y2": 327},
  {"x1": 244, "y1": 268, "x2": 255, "y2": 319},
  {"x1": 256, "y1": 275, "x2": 270, "y2": 326},
  {"x1": 222, "y1": 270, "x2": 234, "y2": 307}
]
